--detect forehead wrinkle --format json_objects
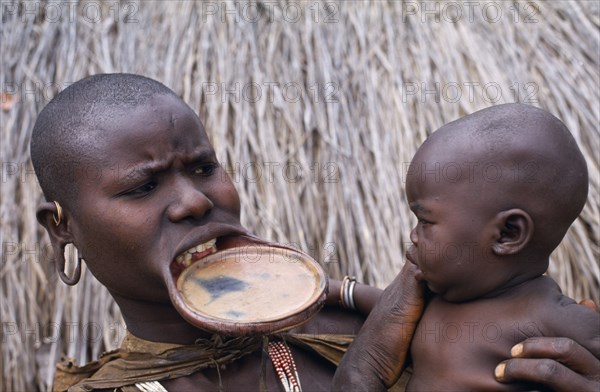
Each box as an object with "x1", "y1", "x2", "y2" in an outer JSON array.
[
  {"x1": 125, "y1": 146, "x2": 216, "y2": 179},
  {"x1": 117, "y1": 156, "x2": 174, "y2": 184},
  {"x1": 110, "y1": 139, "x2": 215, "y2": 188},
  {"x1": 179, "y1": 146, "x2": 216, "y2": 164}
]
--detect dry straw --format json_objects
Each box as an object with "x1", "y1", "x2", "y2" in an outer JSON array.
[{"x1": 1, "y1": 1, "x2": 598, "y2": 390}]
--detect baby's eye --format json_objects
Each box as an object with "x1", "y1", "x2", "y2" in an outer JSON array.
[
  {"x1": 418, "y1": 218, "x2": 431, "y2": 225},
  {"x1": 193, "y1": 163, "x2": 217, "y2": 176}
]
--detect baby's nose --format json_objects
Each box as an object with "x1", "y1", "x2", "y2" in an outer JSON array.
[{"x1": 410, "y1": 227, "x2": 418, "y2": 244}]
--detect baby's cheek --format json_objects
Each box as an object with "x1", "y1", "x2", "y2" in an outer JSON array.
[{"x1": 418, "y1": 242, "x2": 442, "y2": 269}]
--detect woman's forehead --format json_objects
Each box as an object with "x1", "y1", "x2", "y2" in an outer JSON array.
[{"x1": 92, "y1": 96, "x2": 210, "y2": 157}]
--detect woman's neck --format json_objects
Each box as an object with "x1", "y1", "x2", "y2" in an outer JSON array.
[{"x1": 112, "y1": 293, "x2": 213, "y2": 345}]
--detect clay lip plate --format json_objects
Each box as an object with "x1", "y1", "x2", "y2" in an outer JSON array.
[{"x1": 175, "y1": 245, "x2": 328, "y2": 335}]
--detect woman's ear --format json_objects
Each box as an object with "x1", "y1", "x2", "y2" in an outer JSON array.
[
  {"x1": 36, "y1": 201, "x2": 73, "y2": 244},
  {"x1": 491, "y1": 209, "x2": 534, "y2": 256},
  {"x1": 37, "y1": 201, "x2": 81, "y2": 285}
]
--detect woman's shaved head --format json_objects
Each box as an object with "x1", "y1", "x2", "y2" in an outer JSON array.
[{"x1": 30, "y1": 73, "x2": 178, "y2": 205}]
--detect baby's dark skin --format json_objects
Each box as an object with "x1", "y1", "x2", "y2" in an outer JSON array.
[
  {"x1": 405, "y1": 104, "x2": 600, "y2": 391},
  {"x1": 410, "y1": 278, "x2": 599, "y2": 391}
]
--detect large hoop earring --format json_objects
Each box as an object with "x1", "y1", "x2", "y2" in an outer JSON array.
[
  {"x1": 53, "y1": 201, "x2": 63, "y2": 226},
  {"x1": 56, "y1": 245, "x2": 82, "y2": 286}
]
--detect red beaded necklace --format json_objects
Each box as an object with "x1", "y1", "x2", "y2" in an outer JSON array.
[{"x1": 268, "y1": 341, "x2": 302, "y2": 392}]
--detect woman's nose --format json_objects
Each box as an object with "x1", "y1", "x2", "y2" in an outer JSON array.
[{"x1": 167, "y1": 178, "x2": 214, "y2": 222}]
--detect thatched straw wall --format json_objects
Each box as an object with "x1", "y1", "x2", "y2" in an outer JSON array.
[{"x1": 1, "y1": 1, "x2": 598, "y2": 390}]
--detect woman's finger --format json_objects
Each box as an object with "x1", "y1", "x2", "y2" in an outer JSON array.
[
  {"x1": 332, "y1": 262, "x2": 425, "y2": 391},
  {"x1": 496, "y1": 337, "x2": 600, "y2": 392},
  {"x1": 496, "y1": 358, "x2": 599, "y2": 392},
  {"x1": 510, "y1": 337, "x2": 600, "y2": 375}
]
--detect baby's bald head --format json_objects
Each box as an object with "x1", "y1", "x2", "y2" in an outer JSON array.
[
  {"x1": 30, "y1": 73, "x2": 178, "y2": 206},
  {"x1": 413, "y1": 103, "x2": 588, "y2": 255}
]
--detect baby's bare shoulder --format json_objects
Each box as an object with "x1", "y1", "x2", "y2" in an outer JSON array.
[
  {"x1": 526, "y1": 277, "x2": 599, "y2": 356},
  {"x1": 527, "y1": 276, "x2": 591, "y2": 316}
]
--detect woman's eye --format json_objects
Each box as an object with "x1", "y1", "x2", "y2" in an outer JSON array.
[
  {"x1": 128, "y1": 181, "x2": 157, "y2": 196},
  {"x1": 418, "y1": 218, "x2": 430, "y2": 225},
  {"x1": 193, "y1": 163, "x2": 217, "y2": 176}
]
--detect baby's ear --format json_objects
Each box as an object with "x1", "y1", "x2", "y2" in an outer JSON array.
[{"x1": 491, "y1": 209, "x2": 533, "y2": 255}]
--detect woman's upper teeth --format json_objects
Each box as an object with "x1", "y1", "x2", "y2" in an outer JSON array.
[
  {"x1": 176, "y1": 239, "x2": 217, "y2": 264},
  {"x1": 188, "y1": 239, "x2": 216, "y2": 254}
]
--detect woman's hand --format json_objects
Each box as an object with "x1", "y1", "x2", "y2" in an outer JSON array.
[
  {"x1": 332, "y1": 262, "x2": 425, "y2": 391},
  {"x1": 495, "y1": 337, "x2": 600, "y2": 391},
  {"x1": 496, "y1": 301, "x2": 600, "y2": 391}
]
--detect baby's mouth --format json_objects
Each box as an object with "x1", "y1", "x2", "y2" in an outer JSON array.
[
  {"x1": 406, "y1": 252, "x2": 425, "y2": 282},
  {"x1": 174, "y1": 239, "x2": 217, "y2": 268}
]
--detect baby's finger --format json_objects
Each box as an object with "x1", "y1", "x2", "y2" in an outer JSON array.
[
  {"x1": 495, "y1": 358, "x2": 599, "y2": 392},
  {"x1": 511, "y1": 337, "x2": 600, "y2": 376}
]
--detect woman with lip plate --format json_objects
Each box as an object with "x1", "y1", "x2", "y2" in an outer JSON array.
[{"x1": 31, "y1": 74, "x2": 598, "y2": 391}]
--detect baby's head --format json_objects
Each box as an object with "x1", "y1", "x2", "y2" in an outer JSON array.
[
  {"x1": 31, "y1": 74, "x2": 244, "y2": 303},
  {"x1": 405, "y1": 103, "x2": 588, "y2": 302}
]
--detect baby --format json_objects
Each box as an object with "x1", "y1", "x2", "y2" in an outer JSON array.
[{"x1": 405, "y1": 104, "x2": 600, "y2": 390}]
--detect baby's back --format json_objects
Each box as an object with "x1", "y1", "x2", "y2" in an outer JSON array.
[{"x1": 407, "y1": 276, "x2": 600, "y2": 391}]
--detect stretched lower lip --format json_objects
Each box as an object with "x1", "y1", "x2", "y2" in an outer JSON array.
[{"x1": 163, "y1": 233, "x2": 331, "y2": 336}]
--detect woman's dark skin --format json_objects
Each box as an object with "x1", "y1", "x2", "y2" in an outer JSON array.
[
  {"x1": 36, "y1": 92, "x2": 388, "y2": 390},
  {"x1": 36, "y1": 91, "x2": 599, "y2": 391},
  {"x1": 332, "y1": 262, "x2": 425, "y2": 390}
]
